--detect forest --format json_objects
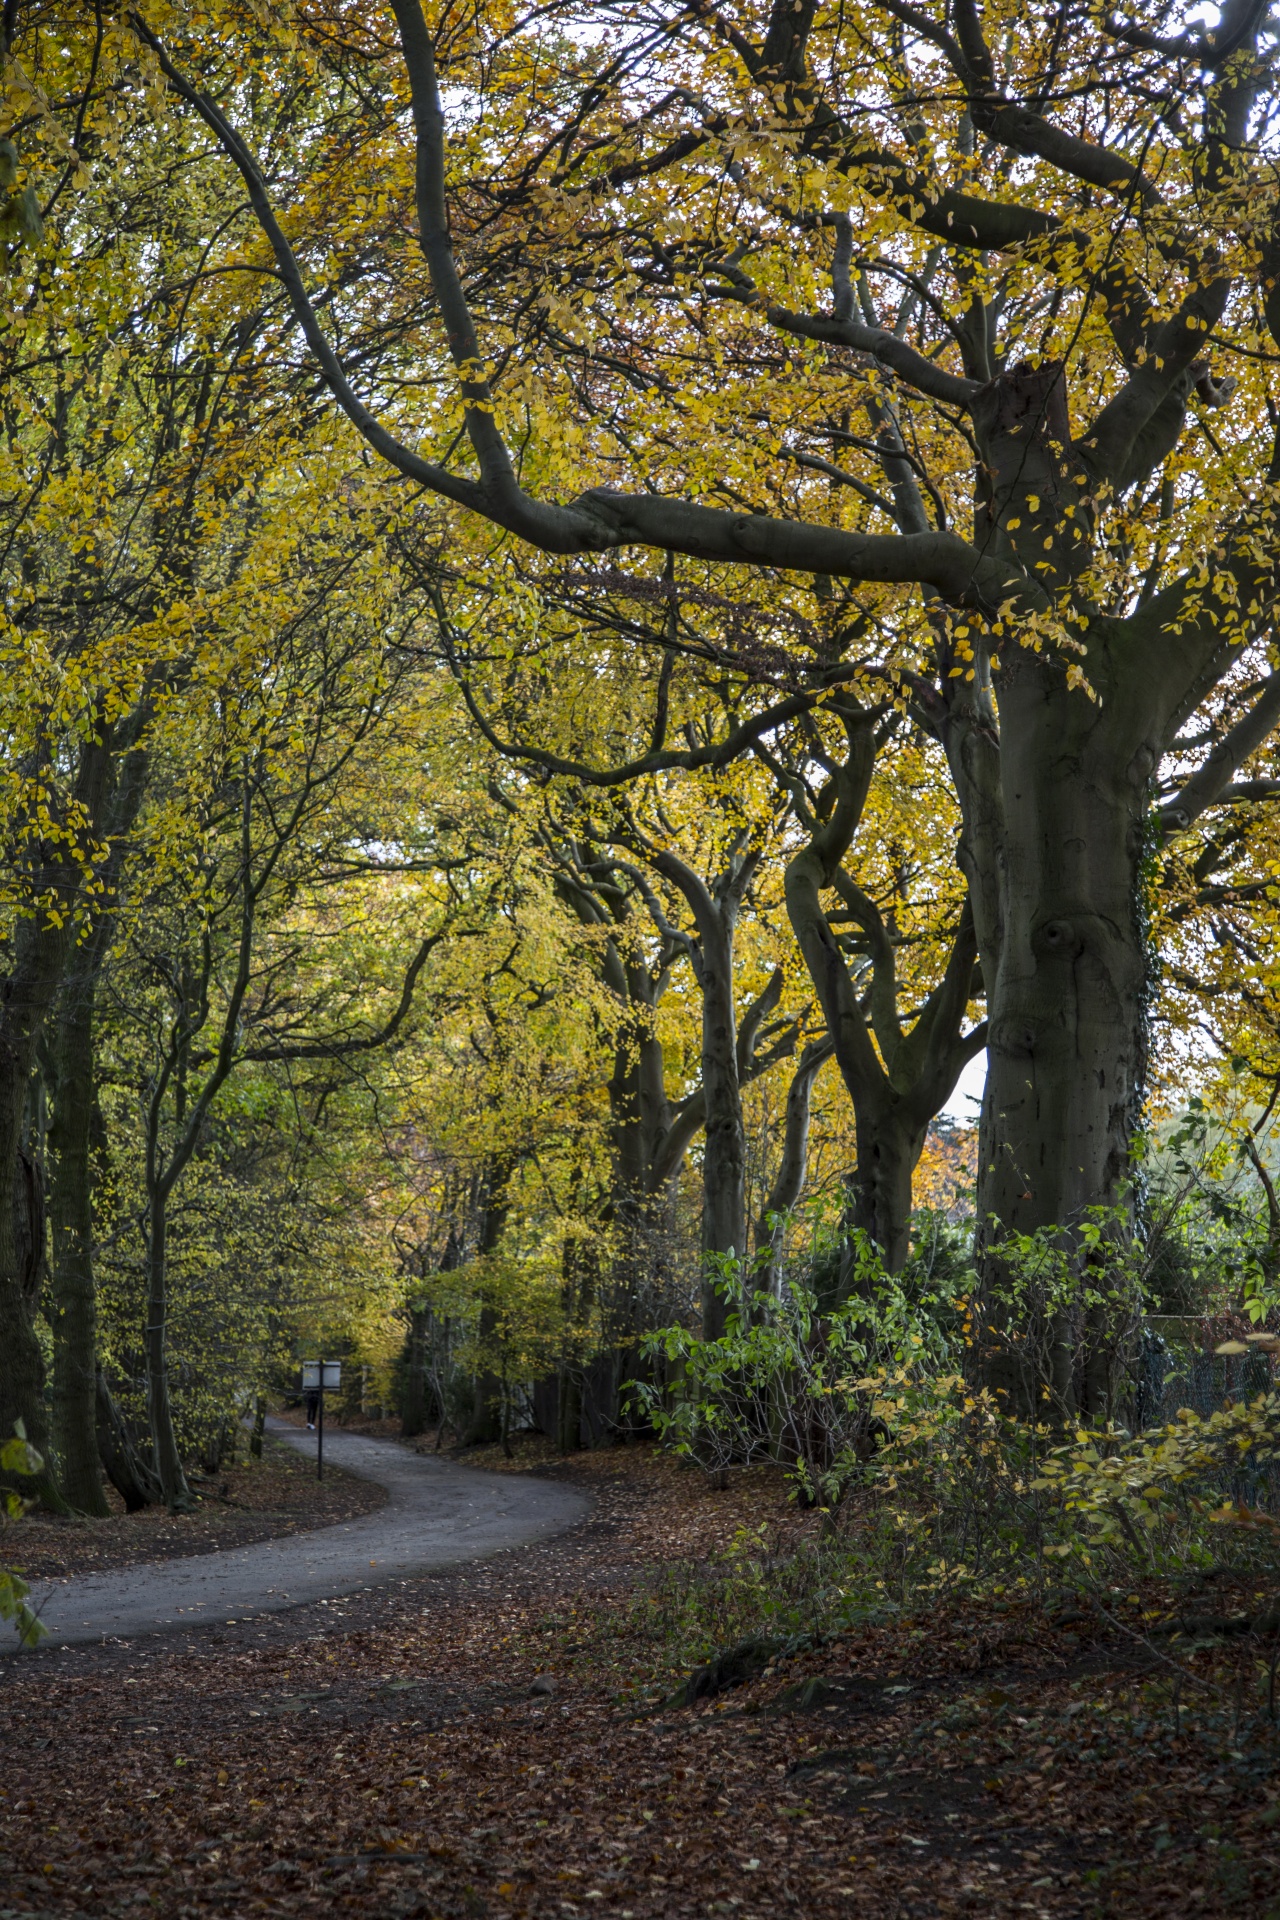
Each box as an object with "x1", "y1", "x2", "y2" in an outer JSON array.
[{"x1": 4, "y1": 2, "x2": 1280, "y2": 1914}]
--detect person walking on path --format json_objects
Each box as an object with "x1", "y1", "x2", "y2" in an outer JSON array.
[{"x1": 303, "y1": 1388, "x2": 320, "y2": 1430}]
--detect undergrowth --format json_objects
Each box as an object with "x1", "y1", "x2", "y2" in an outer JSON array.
[{"x1": 619, "y1": 1388, "x2": 1280, "y2": 1736}]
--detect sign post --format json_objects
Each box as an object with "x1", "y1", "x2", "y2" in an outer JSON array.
[{"x1": 301, "y1": 1360, "x2": 342, "y2": 1479}]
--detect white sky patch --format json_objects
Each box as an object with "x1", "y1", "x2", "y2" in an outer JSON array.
[{"x1": 941, "y1": 1049, "x2": 986, "y2": 1125}]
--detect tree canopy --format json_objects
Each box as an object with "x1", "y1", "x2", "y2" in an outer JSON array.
[{"x1": 5, "y1": 1, "x2": 1280, "y2": 1503}]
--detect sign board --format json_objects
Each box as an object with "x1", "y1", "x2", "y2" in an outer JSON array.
[{"x1": 301, "y1": 1361, "x2": 342, "y2": 1390}]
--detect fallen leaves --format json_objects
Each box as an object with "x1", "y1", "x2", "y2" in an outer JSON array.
[{"x1": 0, "y1": 1441, "x2": 1277, "y2": 1915}]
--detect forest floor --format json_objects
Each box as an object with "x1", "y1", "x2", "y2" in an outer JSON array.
[
  {"x1": 2, "y1": 1435, "x2": 1278, "y2": 1918},
  {"x1": 9, "y1": 1438, "x2": 385, "y2": 1582}
]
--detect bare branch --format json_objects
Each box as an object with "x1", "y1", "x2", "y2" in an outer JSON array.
[{"x1": 1160, "y1": 675, "x2": 1280, "y2": 838}]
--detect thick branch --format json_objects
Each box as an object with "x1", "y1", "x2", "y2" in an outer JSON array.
[
  {"x1": 765, "y1": 304, "x2": 981, "y2": 409},
  {"x1": 137, "y1": 13, "x2": 1051, "y2": 602},
  {"x1": 1160, "y1": 676, "x2": 1280, "y2": 837},
  {"x1": 828, "y1": 869, "x2": 902, "y2": 1068},
  {"x1": 879, "y1": 0, "x2": 1167, "y2": 212},
  {"x1": 576, "y1": 492, "x2": 1042, "y2": 611},
  {"x1": 736, "y1": 966, "x2": 785, "y2": 1077},
  {"x1": 757, "y1": 1034, "x2": 835, "y2": 1232},
  {"x1": 130, "y1": 16, "x2": 517, "y2": 527},
  {"x1": 386, "y1": 0, "x2": 606, "y2": 549}
]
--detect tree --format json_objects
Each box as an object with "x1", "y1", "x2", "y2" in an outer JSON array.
[
  {"x1": 540, "y1": 789, "x2": 804, "y2": 1336},
  {"x1": 772, "y1": 702, "x2": 985, "y2": 1270},
  {"x1": 0, "y1": 23, "x2": 275, "y2": 1485},
  {"x1": 439, "y1": 578, "x2": 978, "y2": 1274},
  {"x1": 136, "y1": 0, "x2": 1280, "y2": 1408},
  {"x1": 97, "y1": 549, "x2": 455, "y2": 1504},
  {"x1": 355, "y1": 787, "x2": 624, "y2": 1445},
  {"x1": 45, "y1": 749, "x2": 150, "y2": 1515},
  {"x1": 0, "y1": 5, "x2": 461, "y2": 1491}
]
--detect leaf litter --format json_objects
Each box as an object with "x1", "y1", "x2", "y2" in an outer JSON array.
[{"x1": 1, "y1": 1440, "x2": 1278, "y2": 1917}]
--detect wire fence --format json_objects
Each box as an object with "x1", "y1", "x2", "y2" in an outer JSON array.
[{"x1": 1135, "y1": 1326, "x2": 1279, "y2": 1507}]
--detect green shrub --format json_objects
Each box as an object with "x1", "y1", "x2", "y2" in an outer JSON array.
[
  {"x1": 1, "y1": 1423, "x2": 48, "y2": 1649},
  {"x1": 632, "y1": 1232, "x2": 955, "y2": 1502}
]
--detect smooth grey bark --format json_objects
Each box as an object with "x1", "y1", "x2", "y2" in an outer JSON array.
[
  {"x1": 753, "y1": 1035, "x2": 835, "y2": 1296},
  {"x1": 946, "y1": 628, "x2": 1164, "y2": 1413},
  {"x1": 940, "y1": 363, "x2": 1243, "y2": 1410},
  {"x1": 47, "y1": 957, "x2": 110, "y2": 1515},
  {"x1": 781, "y1": 709, "x2": 986, "y2": 1273},
  {"x1": 972, "y1": 675, "x2": 1150, "y2": 1238}
]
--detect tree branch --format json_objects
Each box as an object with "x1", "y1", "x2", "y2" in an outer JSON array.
[
  {"x1": 765, "y1": 304, "x2": 981, "y2": 409},
  {"x1": 736, "y1": 966, "x2": 785, "y2": 1078},
  {"x1": 241, "y1": 928, "x2": 449, "y2": 1063},
  {"x1": 129, "y1": 14, "x2": 515, "y2": 528},
  {"x1": 574, "y1": 491, "x2": 1043, "y2": 611},
  {"x1": 1160, "y1": 675, "x2": 1280, "y2": 837}
]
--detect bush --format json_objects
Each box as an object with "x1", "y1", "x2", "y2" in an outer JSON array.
[
  {"x1": 1, "y1": 1423, "x2": 48, "y2": 1649},
  {"x1": 624, "y1": 1385, "x2": 1280, "y2": 1690},
  {"x1": 632, "y1": 1232, "x2": 955, "y2": 1502}
]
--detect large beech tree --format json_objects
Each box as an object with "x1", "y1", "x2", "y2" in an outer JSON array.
[
  {"x1": 540, "y1": 800, "x2": 803, "y2": 1336},
  {"x1": 118, "y1": 0, "x2": 1280, "y2": 1402}
]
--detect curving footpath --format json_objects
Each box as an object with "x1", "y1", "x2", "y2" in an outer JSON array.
[{"x1": 14, "y1": 1419, "x2": 588, "y2": 1652}]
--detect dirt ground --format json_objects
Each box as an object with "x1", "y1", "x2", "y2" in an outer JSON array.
[
  {"x1": 8, "y1": 1437, "x2": 385, "y2": 1582},
  {"x1": 1, "y1": 1436, "x2": 1277, "y2": 1918}
]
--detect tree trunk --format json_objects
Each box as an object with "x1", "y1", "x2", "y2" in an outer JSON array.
[
  {"x1": 462, "y1": 1160, "x2": 512, "y2": 1447},
  {"x1": 401, "y1": 1303, "x2": 430, "y2": 1437},
  {"x1": 968, "y1": 660, "x2": 1151, "y2": 1415},
  {"x1": 46, "y1": 744, "x2": 150, "y2": 1511},
  {"x1": 754, "y1": 1037, "x2": 834, "y2": 1297},
  {"x1": 557, "y1": 1213, "x2": 600, "y2": 1451},
  {"x1": 784, "y1": 737, "x2": 983, "y2": 1283},
  {"x1": 0, "y1": 1080, "x2": 67, "y2": 1509},
  {"x1": 847, "y1": 1103, "x2": 925, "y2": 1279},
  {"x1": 48, "y1": 967, "x2": 110, "y2": 1515},
  {"x1": 144, "y1": 1189, "x2": 191, "y2": 1508},
  {"x1": 0, "y1": 744, "x2": 118, "y2": 1504},
  {"x1": 95, "y1": 1367, "x2": 161, "y2": 1511},
  {"x1": 552, "y1": 860, "x2": 684, "y2": 1399},
  {"x1": 0, "y1": 1052, "x2": 55, "y2": 1498},
  {"x1": 697, "y1": 914, "x2": 746, "y2": 1339}
]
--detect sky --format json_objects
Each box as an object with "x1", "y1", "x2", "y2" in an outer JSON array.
[{"x1": 942, "y1": 1049, "x2": 986, "y2": 1125}]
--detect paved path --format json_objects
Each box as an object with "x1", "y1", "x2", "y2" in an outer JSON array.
[{"x1": 14, "y1": 1420, "x2": 588, "y2": 1651}]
